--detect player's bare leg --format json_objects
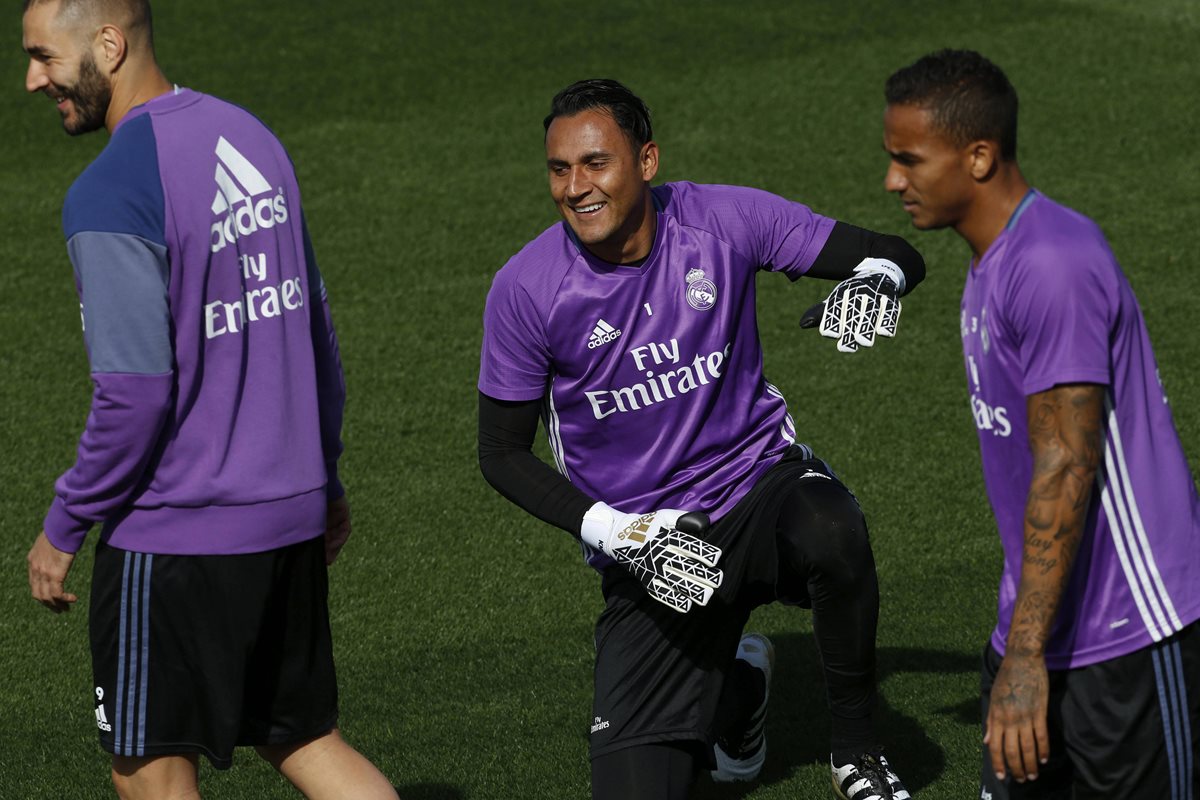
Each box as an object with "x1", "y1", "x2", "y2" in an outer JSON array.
[
  {"x1": 256, "y1": 728, "x2": 399, "y2": 799},
  {"x1": 111, "y1": 753, "x2": 201, "y2": 800}
]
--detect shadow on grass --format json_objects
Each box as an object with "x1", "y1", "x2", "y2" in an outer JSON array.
[
  {"x1": 939, "y1": 695, "x2": 983, "y2": 727},
  {"x1": 394, "y1": 783, "x2": 465, "y2": 800},
  {"x1": 693, "y1": 632, "x2": 979, "y2": 799}
]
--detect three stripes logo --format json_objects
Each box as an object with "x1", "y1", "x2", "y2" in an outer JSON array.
[
  {"x1": 617, "y1": 513, "x2": 653, "y2": 544},
  {"x1": 209, "y1": 136, "x2": 289, "y2": 253},
  {"x1": 587, "y1": 318, "x2": 622, "y2": 350},
  {"x1": 94, "y1": 687, "x2": 112, "y2": 733}
]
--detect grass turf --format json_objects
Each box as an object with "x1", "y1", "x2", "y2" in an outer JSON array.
[{"x1": 1, "y1": 1, "x2": 1197, "y2": 797}]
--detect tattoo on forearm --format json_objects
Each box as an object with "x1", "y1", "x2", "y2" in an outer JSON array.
[
  {"x1": 1010, "y1": 384, "x2": 1105, "y2": 656},
  {"x1": 1023, "y1": 553, "x2": 1058, "y2": 576}
]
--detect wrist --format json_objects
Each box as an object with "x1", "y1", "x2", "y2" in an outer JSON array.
[
  {"x1": 1005, "y1": 631, "x2": 1047, "y2": 660},
  {"x1": 852, "y1": 257, "x2": 905, "y2": 294},
  {"x1": 580, "y1": 501, "x2": 618, "y2": 552},
  {"x1": 1003, "y1": 648, "x2": 1046, "y2": 661},
  {"x1": 43, "y1": 498, "x2": 90, "y2": 554}
]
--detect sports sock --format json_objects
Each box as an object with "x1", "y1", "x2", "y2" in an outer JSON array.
[{"x1": 830, "y1": 714, "x2": 877, "y2": 760}]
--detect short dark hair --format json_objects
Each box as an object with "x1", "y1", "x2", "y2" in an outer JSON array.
[
  {"x1": 885, "y1": 49, "x2": 1018, "y2": 159},
  {"x1": 24, "y1": 0, "x2": 154, "y2": 50},
  {"x1": 544, "y1": 78, "x2": 653, "y2": 149}
]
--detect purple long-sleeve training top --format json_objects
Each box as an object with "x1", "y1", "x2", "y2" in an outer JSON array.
[{"x1": 44, "y1": 88, "x2": 345, "y2": 556}]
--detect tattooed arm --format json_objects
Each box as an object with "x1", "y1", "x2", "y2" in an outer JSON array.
[{"x1": 985, "y1": 383, "x2": 1104, "y2": 783}]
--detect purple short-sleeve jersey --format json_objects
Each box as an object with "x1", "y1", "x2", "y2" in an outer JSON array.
[
  {"x1": 480, "y1": 182, "x2": 833, "y2": 564},
  {"x1": 962, "y1": 190, "x2": 1200, "y2": 668}
]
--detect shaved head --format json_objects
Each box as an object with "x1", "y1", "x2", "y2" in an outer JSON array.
[{"x1": 23, "y1": 0, "x2": 154, "y2": 51}]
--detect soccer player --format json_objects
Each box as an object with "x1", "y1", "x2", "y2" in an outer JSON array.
[
  {"x1": 478, "y1": 78, "x2": 924, "y2": 800},
  {"x1": 21, "y1": 2, "x2": 397, "y2": 798},
  {"x1": 883, "y1": 50, "x2": 1200, "y2": 798}
]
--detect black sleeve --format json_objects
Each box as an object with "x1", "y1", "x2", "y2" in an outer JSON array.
[
  {"x1": 478, "y1": 391, "x2": 596, "y2": 537},
  {"x1": 805, "y1": 221, "x2": 926, "y2": 296}
]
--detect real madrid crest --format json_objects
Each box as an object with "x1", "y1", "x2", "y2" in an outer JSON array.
[{"x1": 685, "y1": 268, "x2": 717, "y2": 311}]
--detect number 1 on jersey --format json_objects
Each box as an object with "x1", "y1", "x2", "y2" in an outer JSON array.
[{"x1": 644, "y1": 302, "x2": 653, "y2": 317}]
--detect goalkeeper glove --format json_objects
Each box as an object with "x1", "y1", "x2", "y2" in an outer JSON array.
[
  {"x1": 580, "y1": 502, "x2": 723, "y2": 614},
  {"x1": 799, "y1": 257, "x2": 904, "y2": 352}
]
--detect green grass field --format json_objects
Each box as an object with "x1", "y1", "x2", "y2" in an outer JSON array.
[{"x1": 2, "y1": 1, "x2": 1198, "y2": 797}]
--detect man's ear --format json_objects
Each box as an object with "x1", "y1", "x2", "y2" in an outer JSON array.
[
  {"x1": 640, "y1": 141, "x2": 660, "y2": 182},
  {"x1": 94, "y1": 24, "x2": 127, "y2": 75},
  {"x1": 967, "y1": 140, "x2": 1000, "y2": 182}
]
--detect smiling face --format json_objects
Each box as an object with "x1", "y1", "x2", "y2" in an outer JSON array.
[
  {"x1": 882, "y1": 103, "x2": 976, "y2": 232},
  {"x1": 23, "y1": 1, "x2": 112, "y2": 136},
  {"x1": 545, "y1": 109, "x2": 659, "y2": 264}
]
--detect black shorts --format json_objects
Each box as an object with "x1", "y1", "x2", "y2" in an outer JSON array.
[
  {"x1": 979, "y1": 621, "x2": 1199, "y2": 799},
  {"x1": 589, "y1": 447, "x2": 853, "y2": 761},
  {"x1": 88, "y1": 535, "x2": 339, "y2": 769}
]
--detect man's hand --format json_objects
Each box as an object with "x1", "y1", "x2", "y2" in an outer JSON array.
[
  {"x1": 325, "y1": 496, "x2": 351, "y2": 565},
  {"x1": 581, "y1": 503, "x2": 722, "y2": 614},
  {"x1": 800, "y1": 258, "x2": 903, "y2": 352},
  {"x1": 28, "y1": 531, "x2": 77, "y2": 613},
  {"x1": 984, "y1": 652, "x2": 1050, "y2": 782}
]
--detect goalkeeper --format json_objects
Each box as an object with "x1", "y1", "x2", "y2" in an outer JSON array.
[{"x1": 477, "y1": 78, "x2": 923, "y2": 800}]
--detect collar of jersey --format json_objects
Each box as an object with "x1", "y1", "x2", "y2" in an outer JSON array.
[
  {"x1": 1005, "y1": 188, "x2": 1039, "y2": 231},
  {"x1": 971, "y1": 188, "x2": 1041, "y2": 274},
  {"x1": 113, "y1": 87, "x2": 201, "y2": 134},
  {"x1": 565, "y1": 198, "x2": 665, "y2": 276}
]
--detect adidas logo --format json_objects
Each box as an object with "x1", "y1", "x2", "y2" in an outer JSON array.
[
  {"x1": 587, "y1": 318, "x2": 622, "y2": 350},
  {"x1": 617, "y1": 513, "x2": 652, "y2": 543},
  {"x1": 209, "y1": 136, "x2": 289, "y2": 253},
  {"x1": 95, "y1": 702, "x2": 111, "y2": 732}
]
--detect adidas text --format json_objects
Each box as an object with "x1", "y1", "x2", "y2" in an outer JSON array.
[
  {"x1": 588, "y1": 319, "x2": 622, "y2": 349},
  {"x1": 617, "y1": 514, "x2": 653, "y2": 543},
  {"x1": 95, "y1": 687, "x2": 112, "y2": 732},
  {"x1": 209, "y1": 136, "x2": 289, "y2": 253},
  {"x1": 95, "y1": 704, "x2": 112, "y2": 732},
  {"x1": 588, "y1": 329, "x2": 622, "y2": 349},
  {"x1": 210, "y1": 193, "x2": 289, "y2": 253}
]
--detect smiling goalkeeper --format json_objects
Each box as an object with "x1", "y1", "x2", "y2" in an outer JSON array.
[{"x1": 478, "y1": 78, "x2": 924, "y2": 800}]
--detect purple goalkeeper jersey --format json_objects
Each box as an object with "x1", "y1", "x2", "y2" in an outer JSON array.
[
  {"x1": 962, "y1": 190, "x2": 1200, "y2": 669},
  {"x1": 44, "y1": 88, "x2": 345, "y2": 556},
  {"x1": 479, "y1": 182, "x2": 834, "y2": 567}
]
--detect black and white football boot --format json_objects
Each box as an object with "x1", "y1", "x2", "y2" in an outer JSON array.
[{"x1": 831, "y1": 749, "x2": 911, "y2": 800}]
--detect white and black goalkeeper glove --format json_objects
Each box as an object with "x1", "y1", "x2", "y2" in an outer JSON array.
[
  {"x1": 580, "y1": 502, "x2": 722, "y2": 614},
  {"x1": 799, "y1": 257, "x2": 904, "y2": 352}
]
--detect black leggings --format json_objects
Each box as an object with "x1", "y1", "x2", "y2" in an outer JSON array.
[
  {"x1": 592, "y1": 742, "x2": 700, "y2": 800},
  {"x1": 776, "y1": 478, "x2": 880, "y2": 748}
]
